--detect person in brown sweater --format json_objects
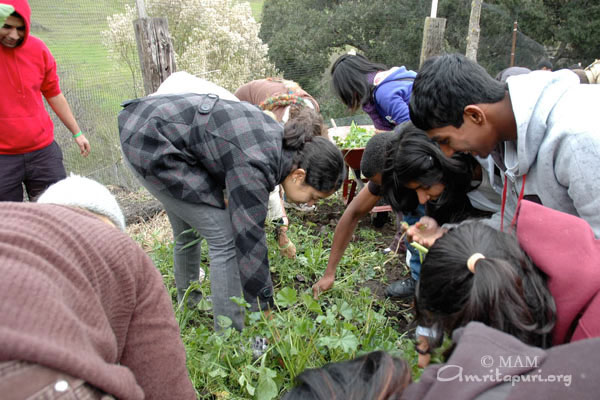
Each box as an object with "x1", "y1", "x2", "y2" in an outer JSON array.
[
  {"x1": 0, "y1": 177, "x2": 196, "y2": 399},
  {"x1": 234, "y1": 77, "x2": 321, "y2": 123},
  {"x1": 235, "y1": 78, "x2": 328, "y2": 256}
]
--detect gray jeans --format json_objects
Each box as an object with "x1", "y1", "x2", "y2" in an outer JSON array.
[{"x1": 130, "y1": 168, "x2": 245, "y2": 331}]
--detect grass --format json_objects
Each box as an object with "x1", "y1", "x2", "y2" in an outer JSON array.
[
  {"x1": 247, "y1": 0, "x2": 264, "y2": 21},
  {"x1": 28, "y1": 0, "x2": 267, "y2": 184},
  {"x1": 29, "y1": 1, "x2": 137, "y2": 181},
  {"x1": 128, "y1": 193, "x2": 421, "y2": 399}
]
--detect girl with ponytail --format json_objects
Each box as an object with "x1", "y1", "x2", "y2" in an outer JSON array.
[
  {"x1": 416, "y1": 199, "x2": 600, "y2": 365},
  {"x1": 417, "y1": 222, "x2": 556, "y2": 350}
]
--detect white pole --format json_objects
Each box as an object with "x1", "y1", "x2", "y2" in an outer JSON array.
[
  {"x1": 430, "y1": 0, "x2": 438, "y2": 18},
  {"x1": 135, "y1": 0, "x2": 147, "y2": 19}
]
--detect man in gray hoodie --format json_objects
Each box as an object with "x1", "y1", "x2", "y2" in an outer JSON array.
[{"x1": 407, "y1": 53, "x2": 600, "y2": 239}]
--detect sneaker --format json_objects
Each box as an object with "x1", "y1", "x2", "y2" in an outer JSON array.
[
  {"x1": 284, "y1": 201, "x2": 316, "y2": 212},
  {"x1": 385, "y1": 277, "x2": 416, "y2": 298},
  {"x1": 251, "y1": 336, "x2": 269, "y2": 360}
]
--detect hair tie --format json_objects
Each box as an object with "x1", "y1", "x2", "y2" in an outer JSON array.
[{"x1": 467, "y1": 253, "x2": 485, "y2": 274}]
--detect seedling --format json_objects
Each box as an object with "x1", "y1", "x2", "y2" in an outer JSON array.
[
  {"x1": 333, "y1": 121, "x2": 374, "y2": 149},
  {"x1": 410, "y1": 241, "x2": 429, "y2": 263}
]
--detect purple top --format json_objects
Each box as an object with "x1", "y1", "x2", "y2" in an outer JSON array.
[{"x1": 362, "y1": 72, "x2": 395, "y2": 131}]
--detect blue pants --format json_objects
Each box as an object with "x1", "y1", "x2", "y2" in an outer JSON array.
[{"x1": 404, "y1": 205, "x2": 425, "y2": 281}]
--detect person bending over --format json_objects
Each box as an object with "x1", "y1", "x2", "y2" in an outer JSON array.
[
  {"x1": 0, "y1": 176, "x2": 196, "y2": 399},
  {"x1": 119, "y1": 93, "x2": 345, "y2": 331}
]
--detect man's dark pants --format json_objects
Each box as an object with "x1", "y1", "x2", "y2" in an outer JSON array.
[{"x1": 0, "y1": 141, "x2": 66, "y2": 201}]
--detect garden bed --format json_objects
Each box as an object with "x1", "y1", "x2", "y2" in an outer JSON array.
[{"x1": 122, "y1": 187, "x2": 416, "y2": 399}]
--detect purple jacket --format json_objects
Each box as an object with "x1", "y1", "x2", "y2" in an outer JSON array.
[{"x1": 362, "y1": 67, "x2": 417, "y2": 130}]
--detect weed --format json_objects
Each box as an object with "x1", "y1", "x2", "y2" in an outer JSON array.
[{"x1": 137, "y1": 195, "x2": 416, "y2": 398}]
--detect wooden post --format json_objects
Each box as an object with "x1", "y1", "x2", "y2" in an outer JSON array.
[
  {"x1": 465, "y1": 0, "x2": 482, "y2": 61},
  {"x1": 419, "y1": 17, "x2": 446, "y2": 67},
  {"x1": 133, "y1": 17, "x2": 176, "y2": 95},
  {"x1": 510, "y1": 20, "x2": 518, "y2": 67}
]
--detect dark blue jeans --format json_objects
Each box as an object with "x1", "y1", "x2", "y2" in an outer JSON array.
[
  {"x1": 404, "y1": 205, "x2": 425, "y2": 281},
  {"x1": 0, "y1": 141, "x2": 66, "y2": 201}
]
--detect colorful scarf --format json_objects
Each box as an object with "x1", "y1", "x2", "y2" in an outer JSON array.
[{"x1": 258, "y1": 78, "x2": 309, "y2": 111}]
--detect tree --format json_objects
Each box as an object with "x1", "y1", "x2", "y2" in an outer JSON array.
[
  {"x1": 261, "y1": 0, "x2": 428, "y2": 89},
  {"x1": 260, "y1": 0, "x2": 428, "y2": 120},
  {"x1": 102, "y1": 0, "x2": 277, "y2": 93},
  {"x1": 260, "y1": 0, "x2": 597, "y2": 120}
]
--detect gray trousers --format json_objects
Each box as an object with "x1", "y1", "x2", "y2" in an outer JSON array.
[{"x1": 130, "y1": 169, "x2": 245, "y2": 331}]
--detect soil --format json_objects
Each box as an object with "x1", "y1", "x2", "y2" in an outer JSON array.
[
  {"x1": 108, "y1": 185, "x2": 164, "y2": 226},
  {"x1": 285, "y1": 197, "x2": 415, "y2": 333}
]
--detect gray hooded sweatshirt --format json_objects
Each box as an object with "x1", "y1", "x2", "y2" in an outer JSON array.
[{"x1": 488, "y1": 69, "x2": 600, "y2": 237}]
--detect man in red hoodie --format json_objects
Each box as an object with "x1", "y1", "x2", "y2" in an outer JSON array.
[{"x1": 0, "y1": 0, "x2": 91, "y2": 201}]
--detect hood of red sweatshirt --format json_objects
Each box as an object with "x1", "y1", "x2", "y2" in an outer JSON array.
[{"x1": 3, "y1": 0, "x2": 31, "y2": 48}]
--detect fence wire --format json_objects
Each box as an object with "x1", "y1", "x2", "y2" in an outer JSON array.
[
  {"x1": 31, "y1": 0, "x2": 139, "y2": 188},
  {"x1": 28, "y1": 0, "x2": 550, "y2": 188}
]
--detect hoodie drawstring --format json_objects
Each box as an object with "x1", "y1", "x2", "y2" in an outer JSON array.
[{"x1": 500, "y1": 174, "x2": 527, "y2": 232}]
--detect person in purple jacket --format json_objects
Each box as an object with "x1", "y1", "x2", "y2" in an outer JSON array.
[
  {"x1": 330, "y1": 53, "x2": 423, "y2": 298},
  {"x1": 330, "y1": 53, "x2": 416, "y2": 132}
]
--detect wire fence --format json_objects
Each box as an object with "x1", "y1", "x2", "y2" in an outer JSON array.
[
  {"x1": 31, "y1": 0, "x2": 140, "y2": 188},
  {"x1": 29, "y1": 0, "x2": 550, "y2": 189}
]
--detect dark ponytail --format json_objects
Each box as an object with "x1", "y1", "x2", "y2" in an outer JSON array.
[
  {"x1": 283, "y1": 135, "x2": 344, "y2": 193},
  {"x1": 417, "y1": 222, "x2": 556, "y2": 349},
  {"x1": 283, "y1": 107, "x2": 327, "y2": 146}
]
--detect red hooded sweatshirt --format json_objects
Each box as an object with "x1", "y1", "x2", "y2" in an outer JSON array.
[
  {"x1": 0, "y1": 0, "x2": 61, "y2": 154},
  {"x1": 517, "y1": 200, "x2": 600, "y2": 344}
]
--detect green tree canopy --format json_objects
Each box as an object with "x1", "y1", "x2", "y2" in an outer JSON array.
[{"x1": 260, "y1": 0, "x2": 598, "y2": 101}]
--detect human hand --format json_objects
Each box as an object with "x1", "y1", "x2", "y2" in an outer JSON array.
[
  {"x1": 312, "y1": 274, "x2": 334, "y2": 299},
  {"x1": 416, "y1": 335, "x2": 432, "y2": 368},
  {"x1": 75, "y1": 134, "x2": 91, "y2": 157},
  {"x1": 279, "y1": 239, "x2": 296, "y2": 259},
  {"x1": 407, "y1": 216, "x2": 446, "y2": 248},
  {"x1": 278, "y1": 229, "x2": 296, "y2": 259},
  {"x1": 418, "y1": 353, "x2": 431, "y2": 368},
  {"x1": 0, "y1": 4, "x2": 15, "y2": 24}
]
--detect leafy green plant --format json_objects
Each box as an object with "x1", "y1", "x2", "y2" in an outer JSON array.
[
  {"x1": 333, "y1": 121, "x2": 375, "y2": 149},
  {"x1": 140, "y1": 195, "x2": 417, "y2": 399}
]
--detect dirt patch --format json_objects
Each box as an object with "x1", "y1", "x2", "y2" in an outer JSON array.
[
  {"x1": 287, "y1": 196, "x2": 415, "y2": 332},
  {"x1": 108, "y1": 185, "x2": 164, "y2": 226}
]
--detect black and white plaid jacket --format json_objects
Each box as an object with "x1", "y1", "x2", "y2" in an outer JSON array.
[{"x1": 119, "y1": 93, "x2": 294, "y2": 308}]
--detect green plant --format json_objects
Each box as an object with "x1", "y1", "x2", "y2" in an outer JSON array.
[
  {"x1": 333, "y1": 121, "x2": 375, "y2": 149},
  {"x1": 140, "y1": 195, "x2": 417, "y2": 398}
]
